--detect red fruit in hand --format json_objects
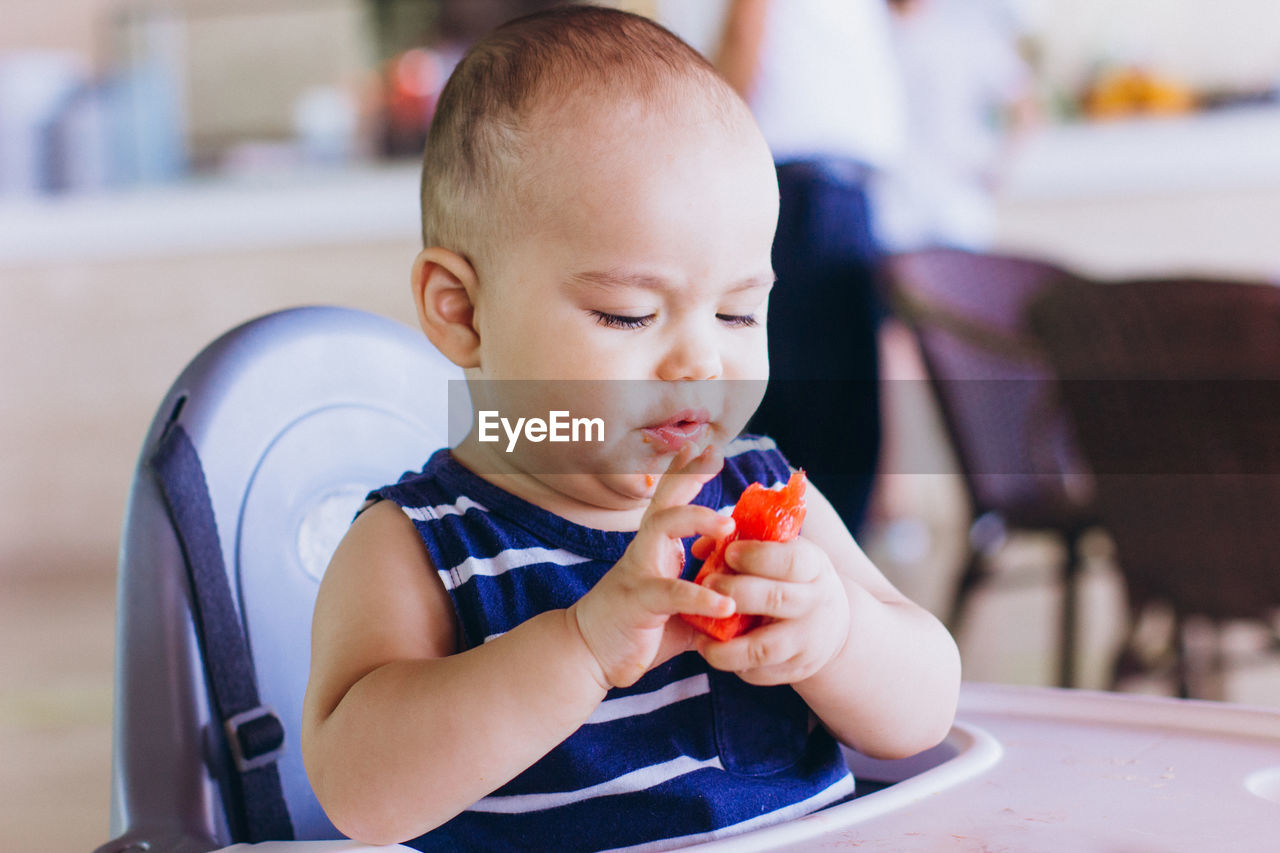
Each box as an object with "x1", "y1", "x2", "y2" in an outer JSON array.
[{"x1": 681, "y1": 470, "x2": 807, "y2": 641}]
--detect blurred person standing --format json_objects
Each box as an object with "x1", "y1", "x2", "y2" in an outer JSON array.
[
  {"x1": 875, "y1": 0, "x2": 1035, "y2": 251},
  {"x1": 708, "y1": 0, "x2": 909, "y2": 536}
]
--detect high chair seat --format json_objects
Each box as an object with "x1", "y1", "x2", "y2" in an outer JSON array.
[{"x1": 97, "y1": 307, "x2": 461, "y2": 851}]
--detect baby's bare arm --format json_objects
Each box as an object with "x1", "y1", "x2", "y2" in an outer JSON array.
[
  {"x1": 788, "y1": 488, "x2": 960, "y2": 758},
  {"x1": 698, "y1": 484, "x2": 960, "y2": 760},
  {"x1": 301, "y1": 501, "x2": 608, "y2": 845}
]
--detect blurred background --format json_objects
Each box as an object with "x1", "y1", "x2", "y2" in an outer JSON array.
[{"x1": 3, "y1": 0, "x2": 1280, "y2": 849}]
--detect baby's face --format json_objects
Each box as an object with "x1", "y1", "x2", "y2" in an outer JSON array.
[
  {"x1": 463, "y1": 94, "x2": 779, "y2": 503},
  {"x1": 477, "y1": 96, "x2": 778, "y2": 382}
]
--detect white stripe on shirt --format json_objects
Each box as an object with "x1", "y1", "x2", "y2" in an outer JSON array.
[
  {"x1": 402, "y1": 495, "x2": 488, "y2": 522},
  {"x1": 467, "y1": 755, "x2": 724, "y2": 815},
  {"x1": 585, "y1": 674, "x2": 710, "y2": 726},
  {"x1": 600, "y1": 771, "x2": 856, "y2": 853},
  {"x1": 725, "y1": 435, "x2": 778, "y2": 457},
  {"x1": 441, "y1": 546, "x2": 592, "y2": 590}
]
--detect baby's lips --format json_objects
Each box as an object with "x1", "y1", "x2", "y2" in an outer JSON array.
[{"x1": 640, "y1": 412, "x2": 711, "y2": 454}]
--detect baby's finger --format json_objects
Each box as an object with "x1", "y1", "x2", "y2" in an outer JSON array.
[
  {"x1": 690, "y1": 535, "x2": 716, "y2": 561},
  {"x1": 697, "y1": 620, "x2": 800, "y2": 674},
  {"x1": 640, "y1": 577, "x2": 736, "y2": 619},
  {"x1": 723, "y1": 539, "x2": 821, "y2": 583},
  {"x1": 646, "y1": 445, "x2": 724, "y2": 515},
  {"x1": 644, "y1": 505, "x2": 734, "y2": 550},
  {"x1": 730, "y1": 658, "x2": 809, "y2": 687},
  {"x1": 702, "y1": 573, "x2": 811, "y2": 620}
]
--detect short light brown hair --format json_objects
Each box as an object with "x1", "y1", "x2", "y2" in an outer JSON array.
[{"x1": 419, "y1": 4, "x2": 741, "y2": 275}]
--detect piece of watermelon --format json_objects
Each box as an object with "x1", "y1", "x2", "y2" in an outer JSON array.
[{"x1": 681, "y1": 470, "x2": 807, "y2": 641}]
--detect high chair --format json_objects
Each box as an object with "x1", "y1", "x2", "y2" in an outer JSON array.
[
  {"x1": 95, "y1": 307, "x2": 462, "y2": 851},
  {"x1": 94, "y1": 305, "x2": 1006, "y2": 852}
]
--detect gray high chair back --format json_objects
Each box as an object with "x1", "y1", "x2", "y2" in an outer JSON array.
[{"x1": 96, "y1": 307, "x2": 462, "y2": 852}]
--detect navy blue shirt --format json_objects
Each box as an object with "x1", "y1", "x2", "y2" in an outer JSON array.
[{"x1": 369, "y1": 436, "x2": 854, "y2": 852}]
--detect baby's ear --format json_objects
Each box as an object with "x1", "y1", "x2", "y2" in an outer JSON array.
[{"x1": 412, "y1": 248, "x2": 481, "y2": 368}]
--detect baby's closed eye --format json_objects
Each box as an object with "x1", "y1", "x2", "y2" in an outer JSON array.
[
  {"x1": 589, "y1": 310, "x2": 656, "y2": 329},
  {"x1": 715, "y1": 313, "x2": 759, "y2": 328}
]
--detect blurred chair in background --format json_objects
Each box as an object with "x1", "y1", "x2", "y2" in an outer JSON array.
[
  {"x1": 882, "y1": 247, "x2": 1097, "y2": 687},
  {"x1": 1030, "y1": 277, "x2": 1280, "y2": 699}
]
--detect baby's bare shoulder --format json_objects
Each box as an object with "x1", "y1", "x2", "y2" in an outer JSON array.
[{"x1": 305, "y1": 501, "x2": 458, "y2": 721}]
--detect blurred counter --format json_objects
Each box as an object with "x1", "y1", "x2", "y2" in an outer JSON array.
[
  {"x1": 0, "y1": 163, "x2": 423, "y2": 578},
  {"x1": 4, "y1": 105, "x2": 1280, "y2": 276},
  {"x1": 993, "y1": 104, "x2": 1280, "y2": 280},
  {"x1": 0, "y1": 161, "x2": 421, "y2": 268}
]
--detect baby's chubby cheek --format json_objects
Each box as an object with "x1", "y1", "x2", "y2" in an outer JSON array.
[
  {"x1": 463, "y1": 373, "x2": 765, "y2": 486},
  {"x1": 459, "y1": 379, "x2": 651, "y2": 474}
]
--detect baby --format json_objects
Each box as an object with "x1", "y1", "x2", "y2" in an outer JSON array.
[{"x1": 301, "y1": 6, "x2": 960, "y2": 851}]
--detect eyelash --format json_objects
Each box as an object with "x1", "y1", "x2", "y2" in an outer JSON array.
[
  {"x1": 717, "y1": 313, "x2": 759, "y2": 328},
  {"x1": 588, "y1": 311, "x2": 759, "y2": 330},
  {"x1": 590, "y1": 311, "x2": 655, "y2": 329}
]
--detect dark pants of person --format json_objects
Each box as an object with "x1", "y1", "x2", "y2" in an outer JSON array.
[{"x1": 746, "y1": 159, "x2": 882, "y2": 536}]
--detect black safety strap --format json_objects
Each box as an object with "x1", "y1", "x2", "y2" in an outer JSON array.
[{"x1": 150, "y1": 423, "x2": 295, "y2": 842}]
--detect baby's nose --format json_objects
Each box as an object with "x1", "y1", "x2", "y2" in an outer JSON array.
[{"x1": 657, "y1": 333, "x2": 721, "y2": 381}]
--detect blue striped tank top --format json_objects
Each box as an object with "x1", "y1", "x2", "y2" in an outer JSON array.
[{"x1": 369, "y1": 435, "x2": 854, "y2": 852}]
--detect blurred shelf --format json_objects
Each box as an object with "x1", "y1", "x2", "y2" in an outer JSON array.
[
  {"x1": 992, "y1": 104, "x2": 1280, "y2": 279},
  {"x1": 0, "y1": 161, "x2": 422, "y2": 268},
  {"x1": 7, "y1": 105, "x2": 1280, "y2": 271},
  {"x1": 1000, "y1": 104, "x2": 1280, "y2": 201}
]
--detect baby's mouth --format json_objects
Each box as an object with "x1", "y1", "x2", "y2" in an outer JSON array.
[{"x1": 640, "y1": 408, "x2": 712, "y2": 453}]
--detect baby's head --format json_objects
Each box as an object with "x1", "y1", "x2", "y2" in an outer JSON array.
[
  {"x1": 414, "y1": 5, "x2": 779, "y2": 504},
  {"x1": 419, "y1": 5, "x2": 765, "y2": 279}
]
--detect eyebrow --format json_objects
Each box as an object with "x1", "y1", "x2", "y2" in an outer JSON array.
[{"x1": 566, "y1": 269, "x2": 776, "y2": 293}]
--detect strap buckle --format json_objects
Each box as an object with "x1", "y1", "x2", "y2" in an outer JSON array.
[{"x1": 224, "y1": 705, "x2": 285, "y2": 773}]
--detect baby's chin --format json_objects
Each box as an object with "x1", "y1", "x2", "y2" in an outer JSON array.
[
  {"x1": 534, "y1": 464, "x2": 683, "y2": 514},
  {"x1": 511, "y1": 427, "x2": 731, "y2": 511},
  {"x1": 599, "y1": 443, "x2": 724, "y2": 503},
  {"x1": 561, "y1": 465, "x2": 669, "y2": 504},
  {"x1": 514, "y1": 470, "x2": 660, "y2": 530}
]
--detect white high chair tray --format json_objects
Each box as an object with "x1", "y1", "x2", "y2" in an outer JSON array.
[
  {"x1": 215, "y1": 681, "x2": 1280, "y2": 852},
  {"x1": 745, "y1": 681, "x2": 1280, "y2": 852}
]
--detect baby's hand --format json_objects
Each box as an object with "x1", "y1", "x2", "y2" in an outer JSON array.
[
  {"x1": 694, "y1": 537, "x2": 850, "y2": 686},
  {"x1": 570, "y1": 446, "x2": 737, "y2": 689}
]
